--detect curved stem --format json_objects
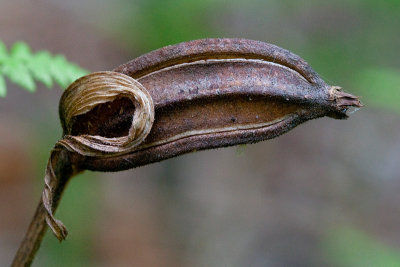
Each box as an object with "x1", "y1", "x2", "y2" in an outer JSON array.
[{"x1": 12, "y1": 150, "x2": 75, "y2": 267}]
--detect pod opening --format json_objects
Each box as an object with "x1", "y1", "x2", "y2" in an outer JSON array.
[{"x1": 70, "y1": 97, "x2": 135, "y2": 138}]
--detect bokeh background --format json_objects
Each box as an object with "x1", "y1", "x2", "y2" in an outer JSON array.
[{"x1": 1, "y1": 0, "x2": 399, "y2": 266}]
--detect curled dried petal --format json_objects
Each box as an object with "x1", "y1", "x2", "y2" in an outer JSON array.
[{"x1": 43, "y1": 71, "x2": 154, "y2": 240}]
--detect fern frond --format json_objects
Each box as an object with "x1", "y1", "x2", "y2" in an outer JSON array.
[{"x1": 0, "y1": 40, "x2": 89, "y2": 97}]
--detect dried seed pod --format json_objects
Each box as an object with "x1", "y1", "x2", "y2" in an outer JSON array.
[
  {"x1": 13, "y1": 38, "x2": 361, "y2": 267},
  {"x1": 84, "y1": 38, "x2": 362, "y2": 171}
]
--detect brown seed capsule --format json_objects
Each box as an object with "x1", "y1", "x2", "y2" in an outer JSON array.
[
  {"x1": 13, "y1": 38, "x2": 361, "y2": 267},
  {"x1": 81, "y1": 38, "x2": 362, "y2": 172}
]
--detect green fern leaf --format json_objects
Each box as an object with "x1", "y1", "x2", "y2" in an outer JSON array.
[
  {"x1": 28, "y1": 51, "x2": 53, "y2": 88},
  {"x1": 0, "y1": 75, "x2": 6, "y2": 97},
  {"x1": 0, "y1": 40, "x2": 89, "y2": 97},
  {"x1": 11, "y1": 42, "x2": 31, "y2": 61},
  {"x1": 3, "y1": 60, "x2": 36, "y2": 92}
]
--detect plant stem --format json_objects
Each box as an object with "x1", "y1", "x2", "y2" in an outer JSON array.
[{"x1": 12, "y1": 150, "x2": 74, "y2": 267}]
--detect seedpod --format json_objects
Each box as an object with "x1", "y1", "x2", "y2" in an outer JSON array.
[{"x1": 13, "y1": 38, "x2": 361, "y2": 267}]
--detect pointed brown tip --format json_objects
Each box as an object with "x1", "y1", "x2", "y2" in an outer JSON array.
[
  {"x1": 330, "y1": 86, "x2": 363, "y2": 108},
  {"x1": 327, "y1": 86, "x2": 363, "y2": 119}
]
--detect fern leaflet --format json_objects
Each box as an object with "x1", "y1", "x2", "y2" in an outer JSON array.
[{"x1": 0, "y1": 41, "x2": 89, "y2": 97}]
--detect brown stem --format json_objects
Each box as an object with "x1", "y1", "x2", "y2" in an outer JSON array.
[{"x1": 12, "y1": 150, "x2": 75, "y2": 267}]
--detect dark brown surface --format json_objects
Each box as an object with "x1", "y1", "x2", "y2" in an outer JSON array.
[
  {"x1": 114, "y1": 38, "x2": 324, "y2": 84},
  {"x1": 71, "y1": 97, "x2": 136, "y2": 138}
]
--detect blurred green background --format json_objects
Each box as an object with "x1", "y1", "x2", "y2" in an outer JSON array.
[{"x1": 0, "y1": 0, "x2": 399, "y2": 266}]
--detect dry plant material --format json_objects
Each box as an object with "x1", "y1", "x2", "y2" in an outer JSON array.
[{"x1": 12, "y1": 38, "x2": 362, "y2": 266}]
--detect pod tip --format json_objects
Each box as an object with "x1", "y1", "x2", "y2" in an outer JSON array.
[{"x1": 328, "y1": 86, "x2": 363, "y2": 119}]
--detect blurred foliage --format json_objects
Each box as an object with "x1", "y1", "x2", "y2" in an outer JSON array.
[
  {"x1": 353, "y1": 68, "x2": 400, "y2": 113},
  {"x1": 135, "y1": 0, "x2": 219, "y2": 50},
  {"x1": 100, "y1": 0, "x2": 226, "y2": 52},
  {"x1": 322, "y1": 227, "x2": 400, "y2": 267},
  {"x1": 0, "y1": 41, "x2": 88, "y2": 97}
]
